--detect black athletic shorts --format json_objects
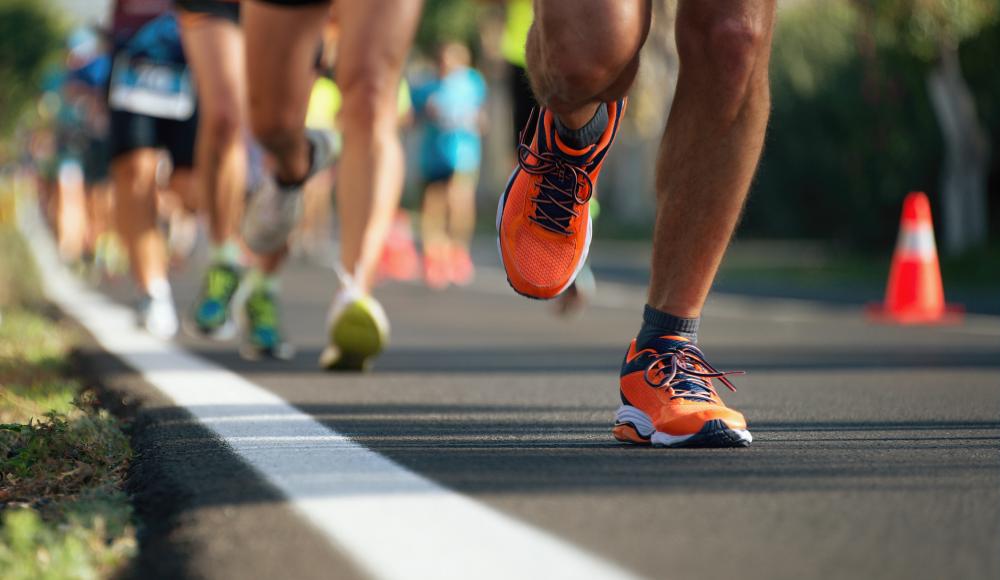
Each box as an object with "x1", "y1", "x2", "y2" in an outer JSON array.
[
  {"x1": 175, "y1": 0, "x2": 241, "y2": 23},
  {"x1": 255, "y1": 0, "x2": 329, "y2": 6},
  {"x1": 108, "y1": 108, "x2": 198, "y2": 168},
  {"x1": 82, "y1": 136, "x2": 111, "y2": 185}
]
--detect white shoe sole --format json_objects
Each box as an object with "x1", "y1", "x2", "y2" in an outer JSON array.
[{"x1": 613, "y1": 405, "x2": 752, "y2": 448}]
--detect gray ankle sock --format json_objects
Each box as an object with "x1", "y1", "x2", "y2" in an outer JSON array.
[
  {"x1": 554, "y1": 104, "x2": 609, "y2": 149},
  {"x1": 637, "y1": 304, "x2": 700, "y2": 344}
]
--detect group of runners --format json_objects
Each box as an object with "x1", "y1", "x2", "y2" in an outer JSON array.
[{"x1": 37, "y1": 0, "x2": 777, "y2": 448}]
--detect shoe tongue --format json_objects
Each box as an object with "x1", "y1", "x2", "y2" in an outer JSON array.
[
  {"x1": 648, "y1": 336, "x2": 713, "y2": 400},
  {"x1": 531, "y1": 168, "x2": 585, "y2": 234},
  {"x1": 644, "y1": 335, "x2": 689, "y2": 352}
]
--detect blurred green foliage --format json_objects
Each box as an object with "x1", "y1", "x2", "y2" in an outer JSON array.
[
  {"x1": 0, "y1": 0, "x2": 63, "y2": 137},
  {"x1": 865, "y1": 0, "x2": 998, "y2": 57},
  {"x1": 416, "y1": 0, "x2": 482, "y2": 54},
  {"x1": 746, "y1": 2, "x2": 1000, "y2": 248}
]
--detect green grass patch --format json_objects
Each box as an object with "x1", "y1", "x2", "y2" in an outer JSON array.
[
  {"x1": 0, "y1": 221, "x2": 137, "y2": 579},
  {"x1": 0, "y1": 225, "x2": 43, "y2": 310}
]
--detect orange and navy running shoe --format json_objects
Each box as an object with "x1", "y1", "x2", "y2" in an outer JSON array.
[
  {"x1": 614, "y1": 336, "x2": 752, "y2": 447},
  {"x1": 497, "y1": 100, "x2": 626, "y2": 299}
]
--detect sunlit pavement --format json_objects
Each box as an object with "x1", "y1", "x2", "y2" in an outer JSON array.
[{"x1": 93, "y1": 247, "x2": 1000, "y2": 580}]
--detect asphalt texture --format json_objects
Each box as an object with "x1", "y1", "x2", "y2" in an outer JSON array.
[{"x1": 89, "y1": 247, "x2": 1000, "y2": 580}]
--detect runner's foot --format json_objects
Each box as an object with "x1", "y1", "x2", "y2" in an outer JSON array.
[
  {"x1": 553, "y1": 263, "x2": 595, "y2": 318},
  {"x1": 186, "y1": 262, "x2": 241, "y2": 340},
  {"x1": 240, "y1": 283, "x2": 294, "y2": 361},
  {"x1": 242, "y1": 128, "x2": 339, "y2": 254},
  {"x1": 613, "y1": 335, "x2": 751, "y2": 448},
  {"x1": 497, "y1": 100, "x2": 625, "y2": 300},
  {"x1": 449, "y1": 245, "x2": 474, "y2": 286},
  {"x1": 137, "y1": 290, "x2": 179, "y2": 340},
  {"x1": 423, "y1": 247, "x2": 450, "y2": 290},
  {"x1": 318, "y1": 286, "x2": 390, "y2": 372}
]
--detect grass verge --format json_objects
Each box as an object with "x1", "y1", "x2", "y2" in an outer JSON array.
[{"x1": 0, "y1": 222, "x2": 137, "y2": 579}]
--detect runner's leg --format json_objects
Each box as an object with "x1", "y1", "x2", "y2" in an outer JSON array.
[
  {"x1": 334, "y1": 0, "x2": 423, "y2": 292},
  {"x1": 421, "y1": 179, "x2": 449, "y2": 288},
  {"x1": 445, "y1": 173, "x2": 476, "y2": 285},
  {"x1": 243, "y1": 1, "x2": 328, "y2": 186},
  {"x1": 180, "y1": 13, "x2": 247, "y2": 246},
  {"x1": 446, "y1": 173, "x2": 476, "y2": 252},
  {"x1": 612, "y1": 0, "x2": 775, "y2": 447},
  {"x1": 648, "y1": 0, "x2": 775, "y2": 316},
  {"x1": 112, "y1": 149, "x2": 166, "y2": 291}
]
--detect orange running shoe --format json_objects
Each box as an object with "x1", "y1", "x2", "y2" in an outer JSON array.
[
  {"x1": 423, "y1": 252, "x2": 450, "y2": 290},
  {"x1": 613, "y1": 336, "x2": 752, "y2": 447},
  {"x1": 497, "y1": 100, "x2": 626, "y2": 299},
  {"x1": 449, "y1": 245, "x2": 475, "y2": 286}
]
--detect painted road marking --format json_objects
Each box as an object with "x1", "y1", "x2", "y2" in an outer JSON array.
[{"x1": 23, "y1": 217, "x2": 638, "y2": 580}]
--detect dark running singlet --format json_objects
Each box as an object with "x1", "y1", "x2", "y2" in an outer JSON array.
[{"x1": 110, "y1": 0, "x2": 174, "y2": 48}]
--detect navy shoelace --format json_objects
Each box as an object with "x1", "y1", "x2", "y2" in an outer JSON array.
[
  {"x1": 643, "y1": 343, "x2": 743, "y2": 402},
  {"x1": 516, "y1": 144, "x2": 594, "y2": 236}
]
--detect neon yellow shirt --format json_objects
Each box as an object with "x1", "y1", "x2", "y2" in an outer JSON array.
[
  {"x1": 305, "y1": 77, "x2": 412, "y2": 131},
  {"x1": 501, "y1": 0, "x2": 533, "y2": 68},
  {"x1": 306, "y1": 77, "x2": 341, "y2": 131}
]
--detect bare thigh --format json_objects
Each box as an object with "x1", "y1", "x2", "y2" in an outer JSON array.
[
  {"x1": 243, "y1": 1, "x2": 329, "y2": 138},
  {"x1": 181, "y1": 16, "x2": 247, "y2": 126},
  {"x1": 335, "y1": 0, "x2": 423, "y2": 113}
]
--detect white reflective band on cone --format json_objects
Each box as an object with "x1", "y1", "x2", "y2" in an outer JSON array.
[{"x1": 897, "y1": 224, "x2": 937, "y2": 258}]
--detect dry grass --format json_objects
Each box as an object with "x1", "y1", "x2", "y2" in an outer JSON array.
[{"x1": 0, "y1": 221, "x2": 136, "y2": 579}]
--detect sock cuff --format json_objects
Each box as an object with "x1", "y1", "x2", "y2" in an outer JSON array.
[
  {"x1": 247, "y1": 268, "x2": 280, "y2": 292},
  {"x1": 212, "y1": 241, "x2": 243, "y2": 266},
  {"x1": 554, "y1": 103, "x2": 609, "y2": 149},
  {"x1": 147, "y1": 278, "x2": 172, "y2": 300},
  {"x1": 642, "y1": 304, "x2": 700, "y2": 339}
]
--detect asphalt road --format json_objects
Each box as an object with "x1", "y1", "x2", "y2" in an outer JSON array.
[{"x1": 92, "y1": 247, "x2": 1000, "y2": 580}]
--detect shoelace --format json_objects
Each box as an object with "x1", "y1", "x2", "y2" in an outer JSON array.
[
  {"x1": 642, "y1": 343, "x2": 744, "y2": 403},
  {"x1": 517, "y1": 143, "x2": 594, "y2": 236},
  {"x1": 517, "y1": 145, "x2": 594, "y2": 236}
]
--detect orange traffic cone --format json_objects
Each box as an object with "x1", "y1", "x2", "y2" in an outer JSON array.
[{"x1": 868, "y1": 192, "x2": 962, "y2": 324}]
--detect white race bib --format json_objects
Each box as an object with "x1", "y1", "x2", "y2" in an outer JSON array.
[{"x1": 109, "y1": 54, "x2": 195, "y2": 121}]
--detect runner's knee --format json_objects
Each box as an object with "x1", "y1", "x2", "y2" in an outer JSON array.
[
  {"x1": 529, "y1": 1, "x2": 647, "y2": 105},
  {"x1": 200, "y1": 105, "x2": 242, "y2": 146},
  {"x1": 338, "y1": 70, "x2": 398, "y2": 136},
  {"x1": 676, "y1": 8, "x2": 771, "y2": 118},
  {"x1": 111, "y1": 155, "x2": 154, "y2": 200}
]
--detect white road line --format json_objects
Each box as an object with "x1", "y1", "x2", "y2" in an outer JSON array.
[{"x1": 22, "y1": 218, "x2": 638, "y2": 580}]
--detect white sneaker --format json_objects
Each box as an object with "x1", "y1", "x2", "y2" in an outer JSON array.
[
  {"x1": 318, "y1": 284, "x2": 390, "y2": 372},
  {"x1": 137, "y1": 292, "x2": 179, "y2": 340},
  {"x1": 242, "y1": 129, "x2": 339, "y2": 254}
]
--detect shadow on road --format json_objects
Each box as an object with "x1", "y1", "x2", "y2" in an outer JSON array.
[{"x1": 88, "y1": 344, "x2": 1000, "y2": 376}]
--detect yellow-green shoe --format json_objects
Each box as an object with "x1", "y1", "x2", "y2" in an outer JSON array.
[{"x1": 318, "y1": 289, "x2": 389, "y2": 372}]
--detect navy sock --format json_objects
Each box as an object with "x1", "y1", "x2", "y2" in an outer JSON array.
[
  {"x1": 636, "y1": 304, "x2": 700, "y2": 346},
  {"x1": 553, "y1": 104, "x2": 608, "y2": 149}
]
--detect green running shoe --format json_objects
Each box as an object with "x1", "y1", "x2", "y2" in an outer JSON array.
[
  {"x1": 318, "y1": 288, "x2": 389, "y2": 372},
  {"x1": 187, "y1": 263, "x2": 241, "y2": 340},
  {"x1": 240, "y1": 285, "x2": 294, "y2": 360}
]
